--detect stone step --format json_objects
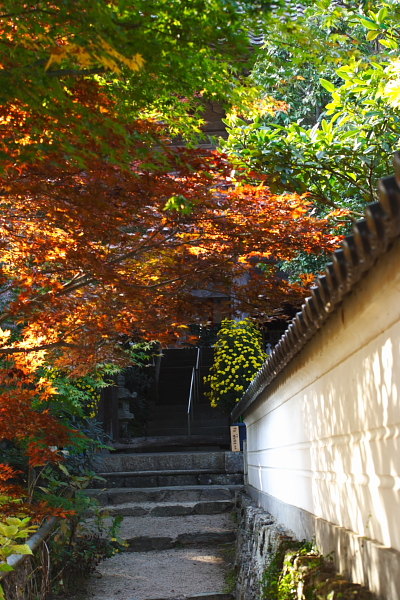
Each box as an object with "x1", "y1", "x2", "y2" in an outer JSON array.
[
  {"x1": 147, "y1": 594, "x2": 233, "y2": 600},
  {"x1": 147, "y1": 418, "x2": 229, "y2": 431},
  {"x1": 125, "y1": 530, "x2": 235, "y2": 552},
  {"x1": 159, "y1": 367, "x2": 194, "y2": 381},
  {"x1": 148, "y1": 411, "x2": 229, "y2": 426},
  {"x1": 97, "y1": 499, "x2": 235, "y2": 517},
  {"x1": 111, "y1": 435, "x2": 232, "y2": 452},
  {"x1": 157, "y1": 395, "x2": 190, "y2": 405},
  {"x1": 117, "y1": 511, "x2": 234, "y2": 536},
  {"x1": 149, "y1": 404, "x2": 227, "y2": 419},
  {"x1": 90, "y1": 470, "x2": 243, "y2": 488},
  {"x1": 94, "y1": 450, "x2": 242, "y2": 474},
  {"x1": 151, "y1": 412, "x2": 223, "y2": 422},
  {"x1": 158, "y1": 382, "x2": 192, "y2": 393},
  {"x1": 86, "y1": 484, "x2": 243, "y2": 505},
  {"x1": 147, "y1": 426, "x2": 229, "y2": 437},
  {"x1": 160, "y1": 360, "x2": 197, "y2": 366}
]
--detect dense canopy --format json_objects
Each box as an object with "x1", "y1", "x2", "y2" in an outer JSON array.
[{"x1": 3, "y1": 0, "x2": 394, "y2": 523}]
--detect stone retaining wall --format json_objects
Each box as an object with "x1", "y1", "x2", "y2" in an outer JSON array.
[
  {"x1": 234, "y1": 493, "x2": 295, "y2": 600},
  {"x1": 233, "y1": 494, "x2": 375, "y2": 600}
]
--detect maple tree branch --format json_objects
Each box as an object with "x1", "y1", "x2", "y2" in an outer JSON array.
[
  {"x1": 111, "y1": 19, "x2": 142, "y2": 30},
  {"x1": 0, "y1": 9, "x2": 58, "y2": 18},
  {"x1": 45, "y1": 67, "x2": 106, "y2": 78},
  {"x1": 0, "y1": 341, "x2": 78, "y2": 355},
  {"x1": 55, "y1": 227, "x2": 185, "y2": 295}
]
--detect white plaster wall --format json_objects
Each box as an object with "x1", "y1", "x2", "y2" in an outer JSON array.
[{"x1": 244, "y1": 238, "x2": 400, "y2": 552}]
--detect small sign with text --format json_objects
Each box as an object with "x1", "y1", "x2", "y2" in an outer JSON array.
[{"x1": 230, "y1": 425, "x2": 240, "y2": 452}]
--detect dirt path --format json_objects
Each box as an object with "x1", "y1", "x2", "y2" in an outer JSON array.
[{"x1": 76, "y1": 514, "x2": 235, "y2": 600}]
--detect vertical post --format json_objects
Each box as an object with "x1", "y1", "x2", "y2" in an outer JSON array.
[
  {"x1": 100, "y1": 377, "x2": 119, "y2": 440},
  {"x1": 154, "y1": 353, "x2": 162, "y2": 404}
]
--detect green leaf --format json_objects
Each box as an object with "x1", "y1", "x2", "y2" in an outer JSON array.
[
  {"x1": 336, "y1": 70, "x2": 352, "y2": 81},
  {"x1": 366, "y1": 30, "x2": 380, "y2": 41},
  {"x1": 360, "y1": 18, "x2": 380, "y2": 30},
  {"x1": 377, "y1": 7, "x2": 388, "y2": 23},
  {"x1": 0, "y1": 525, "x2": 18, "y2": 537},
  {"x1": 11, "y1": 545, "x2": 33, "y2": 555},
  {"x1": 58, "y1": 464, "x2": 70, "y2": 477},
  {"x1": 5, "y1": 518, "x2": 22, "y2": 527},
  {"x1": 320, "y1": 78, "x2": 336, "y2": 92},
  {"x1": 163, "y1": 195, "x2": 193, "y2": 215},
  {"x1": 0, "y1": 564, "x2": 14, "y2": 572},
  {"x1": 380, "y1": 38, "x2": 398, "y2": 49},
  {"x1": 321, "y1": 119, "x2": 331, "y2": 134}
]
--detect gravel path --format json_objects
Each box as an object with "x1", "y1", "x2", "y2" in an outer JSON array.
[
  {"x1": 80, "y1": 513, "x2": 234, "y2": 600},
  {"x1": 85, "y1": 547, "x2": 228, "y2": 600}
]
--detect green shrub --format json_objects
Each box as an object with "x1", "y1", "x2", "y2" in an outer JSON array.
[
  {"x1": 50, "y1": 509, "x2": 125, "y2": 595},
  {"x1": 0, "y1": 515, "x2": 38, "y2": 600},
  {"x1": 204, "y1": 318, "x2": 266, "y2": 413}
]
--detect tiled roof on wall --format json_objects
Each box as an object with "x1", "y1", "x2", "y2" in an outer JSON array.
[{"x1": 231, "y1": 153, "x2": 400, "y2": 421}]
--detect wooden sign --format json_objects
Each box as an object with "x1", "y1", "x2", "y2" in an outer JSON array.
[{"x1": 230, "y1": 425, "x2": 241, "y2": 452}]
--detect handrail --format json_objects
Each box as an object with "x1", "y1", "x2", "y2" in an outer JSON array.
[
  {"x1": 187, "y1": 366, "x2": 195, "y2": 436},
  {"x1": 195, "y1": 347, "x2": 200, "y2": 371},
  {"x1": 187, "y1": 348, "x2": 201, "y2": 436}
]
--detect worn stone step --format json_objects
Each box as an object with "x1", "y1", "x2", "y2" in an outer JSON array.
[
  {"x1": 86, "y1": 484, "x2": 243, "y2": 505},
  {"x1": 98, "y1": 499, "x2": 235, "y2": 517},
  {"x1": 111, "y1": 435, "x2": 233, "y2": 453},
  {"x1": 145, "y1": 420, "x2": 228, "y2": 431},
  {"x1": 147, "y1": 595, "x2": 233, "y2": 600},
  {"x1": 159, "y1": 367, "x2": 194, "y2": 381},
  {"x1": 149, "y1": 404, "x2": 226, "y2": 419},
  {"x1": 94, "y1": 450, "x2": 242, "y2": 474},
  {"x1": 90, "y1": 470, "x2": 243, "y2": 488},
  {"x1": 155, "y1": 395, "x2": 191, "y2": 406},
  {"x1": 146, "y1": 426, "x2": 228, "y2": 438},
  {"x1": 160, "y1": 353, "x2": 198, "y2": 367},
  {"x1": 148, "y1": 416, "x2": 229, "y2": 429},
  {"x1": 125, "y1": 530, "x2": 236, "y2": 552},
  {"x1": 157, "y1": 395, "x2": 191, "y2": 405},
  {"x1": 147, "y1": 426, "x2": 229, "y2": 437},
  {"x1": 159, "y1": 363, "x2": 197, "y2": 371}
]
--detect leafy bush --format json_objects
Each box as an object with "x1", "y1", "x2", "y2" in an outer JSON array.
[
  {"x1": 50, "y1": 508, "x2": 125, "y2": 595},
  {"x1": 33, "y1": 462, "x2": 126, "y2": 595},
  {"x1": 204, "y1": 319, "x2": 266, "y2": 413},
  {"x1": 0, "y1": 516, "x2": 38, "y2": 600},
  {"x1": 41, "y1": 366, "x2": 117, "y2": 420}
]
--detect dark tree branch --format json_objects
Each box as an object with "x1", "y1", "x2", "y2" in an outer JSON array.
[
  {"x1": 46, "y1": 67, "x2": 106, "y2": 78},
  {"x1": 0, "y1": 8, "x2": 58, "y2": 18},
  {"x1": 0, "y1": 341, "x2": 78, "y2": 354}
]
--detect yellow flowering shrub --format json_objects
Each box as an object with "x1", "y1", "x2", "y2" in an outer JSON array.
[{"x1": 204, "y1": 318, "x2": 267, "y2": 413}]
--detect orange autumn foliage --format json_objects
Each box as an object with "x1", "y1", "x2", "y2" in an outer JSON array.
[
  {"x1": 0, "y1": 144, "x2": 342, "y2": 512},
  {"x1": 0, "y1": 146, "x2": 341, "y2": 370},
  {"x1": 0, "y1": 0, "x2": 342, "y2": 518}
]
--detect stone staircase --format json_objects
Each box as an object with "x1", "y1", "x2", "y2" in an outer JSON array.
[
  {"x1": 87, "y1": 450, "x2": 243, "y2": 527},
  {"x1": 89, "y1": 450, "x2": 244, "y2": 501},
  {"x1": 146, "y1": 348, "x2": 230, "y2": 443},
  {"x1": 85, "y1": 450, "x2": 244, "y2": 600},
  {"x1": 84, "y1": 349, "x2": 241, "y2": 599}
]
